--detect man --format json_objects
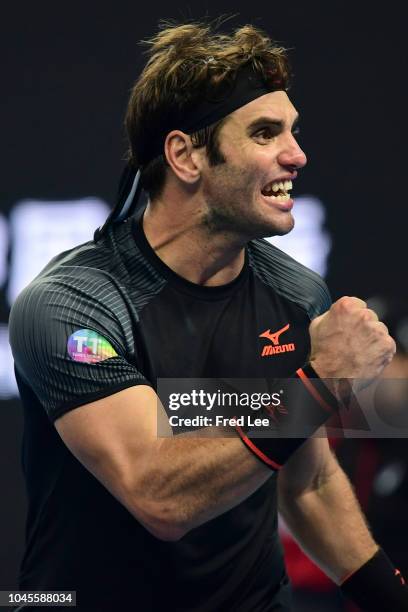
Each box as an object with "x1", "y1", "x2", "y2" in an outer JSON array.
[{"x1": 9, "y1": 21, "x2": 407, "y2": 611}]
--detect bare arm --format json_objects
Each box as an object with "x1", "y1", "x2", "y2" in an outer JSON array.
[
  {"x1": 55, "y1": 297, "x2": 395, "y2": 544},
  {"x1": 55, "y1": 385, "x2": 271, "y2": 541},
  {"x1": 278, "y1": 434, "x2": 378, "y2": 583}
]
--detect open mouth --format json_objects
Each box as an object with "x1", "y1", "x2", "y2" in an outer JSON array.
[{"x1": 261, "y1": 179, "x2": 293, "y2": 202}]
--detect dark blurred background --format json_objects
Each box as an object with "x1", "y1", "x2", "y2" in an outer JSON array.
[{"x1": 0, "y1": 1, "x2": 406, "y2": 610}]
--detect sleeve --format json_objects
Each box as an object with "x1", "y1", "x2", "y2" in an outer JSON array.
[
  {"x1": 313, "y1": 276, "x2": 332, "y2": 318},
  {"x1": 9, "y1": 274, "x2": 151, "y2": 422},
  {"x1": 249, "y1": 239, "x2": 332, "y2": 321}
]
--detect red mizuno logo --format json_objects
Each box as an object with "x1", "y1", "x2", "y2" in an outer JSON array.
[{"x1": 259, "y1": 323, "x2": 296, "y2": 357}]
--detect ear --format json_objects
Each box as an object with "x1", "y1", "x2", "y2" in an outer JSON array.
[{"x1": 164, "y1": 130, "x2": 201, "y2": 185}]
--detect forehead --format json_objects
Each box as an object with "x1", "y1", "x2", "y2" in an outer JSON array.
[{"x1": 227, "y1": 90, "x2": 298, "y2": 127}]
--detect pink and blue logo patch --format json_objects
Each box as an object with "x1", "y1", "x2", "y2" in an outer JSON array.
[{"x1": 67, "y1": 329, "x2": 117, "y2": 364}]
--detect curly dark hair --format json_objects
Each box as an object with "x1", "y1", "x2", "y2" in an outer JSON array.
[{"x1": 125, "y1": 21, "x2": 291, "y2": 200}]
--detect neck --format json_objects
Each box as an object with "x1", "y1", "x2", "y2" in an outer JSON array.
[{"x1": 142, "y1": 191, "x2": 246, "y2": 287}]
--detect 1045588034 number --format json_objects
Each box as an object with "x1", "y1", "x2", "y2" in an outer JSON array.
[{"x1": 1, "y1": 591, "x2": 76, "y2": 607}]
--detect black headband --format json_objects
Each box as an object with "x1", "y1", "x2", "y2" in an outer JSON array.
[
  {"x1": 94, "y1": 62, "x2": 284, "y2": 241},
  {"x1": 138, "y1": 62, "x2": 283, "y2": 166}
]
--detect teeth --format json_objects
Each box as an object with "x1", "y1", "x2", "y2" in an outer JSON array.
[
  {"x1": 264, "y1": 193, "x2": 290, "y2": 202},
  {"x1": 264, "y1": 179, "x2": 293, "y2": 194}
]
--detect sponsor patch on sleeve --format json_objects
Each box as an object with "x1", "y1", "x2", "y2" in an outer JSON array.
[{"x1": 67, "y1": 329, "x2": 118, "y2": 364}]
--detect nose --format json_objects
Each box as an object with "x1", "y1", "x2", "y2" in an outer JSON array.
[{"x1": 278, "y1": 133, "x2": 307, "y2": 170}]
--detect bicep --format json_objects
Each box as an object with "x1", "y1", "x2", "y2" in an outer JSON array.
[{"x1": 55, "y1": 385, "x2": 172, "y2": 529}]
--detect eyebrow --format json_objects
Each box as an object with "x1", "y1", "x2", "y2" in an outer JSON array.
[{"x1": 246, "y1": 114, "x2": 300, "y2": 134}]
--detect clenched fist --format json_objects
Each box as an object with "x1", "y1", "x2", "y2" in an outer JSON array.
[{"x1": 309, "y1": 296, "x2": 396, "y2": 382}]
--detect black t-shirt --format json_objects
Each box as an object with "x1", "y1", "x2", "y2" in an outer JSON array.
[{"x1": 9, "y1": 216, "x2": 331, "y2": 611}]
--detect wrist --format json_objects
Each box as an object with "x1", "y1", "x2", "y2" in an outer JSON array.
[
  {"x1": 235, "y1": 363, "x2": 341, "y2": 470},
  {"x1": 309, "y1": 360, "x2": 353, "y2": 406},
  {"x1": 309, "y1": 357, "x2": 336, "y2": 379},
  {"x1": 340, "y1": 548, "x2": 408, "y2": 611}
]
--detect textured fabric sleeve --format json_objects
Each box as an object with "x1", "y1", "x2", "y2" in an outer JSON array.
[
  {"x1": 9, "y1": 273, "x2": 150, "y2": 422},
  {"x1": 314, "y1": 276, "x2": 332, "y2": 317}
]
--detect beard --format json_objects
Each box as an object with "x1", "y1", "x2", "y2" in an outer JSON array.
[{"x1": 200, "y1": 161, "x2": 294, "y2": 241}]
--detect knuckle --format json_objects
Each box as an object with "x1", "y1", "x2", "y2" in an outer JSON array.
[
  {"x1": 336, "y1": 296, "x2": 350, "y2": 305},
  {"x1": 379, "y1": 336, "x2": 395, "y2": 357},
  {"x1": 373, "y1": 321, "x2": 387, "y2": 336},
  {"x1": 336, "y1": 296, "x2": 353, "y2": 309},
  {"x1": 348, "y1": 296, "x2": 367, "y2": 308},
  {"x1": 335, "y1": 296, "x2": 367, "y2": 315},
  {"x1": 366, "y1": 308, "x2": 378, "y2": 321},
  {"x1": 357, "y1": 309, "x2": 371, "y2": 322}
]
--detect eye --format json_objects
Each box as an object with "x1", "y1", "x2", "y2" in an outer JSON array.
[
  {"x1": 292, "y1": 126, "x2": 300, "y2": 136},
  {"x1": 253, "y1": 127, "x2": 278, "y2": 141}
]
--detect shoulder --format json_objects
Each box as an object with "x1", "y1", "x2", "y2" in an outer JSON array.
[
  {"x1": 9, "y1": 230, "x2": 128, "y2": 365},
  {"x1": 8, "y1": 223, "x2": 164, "y2": 419},
  {"x1": 9, "y1": 255, "x2": 123, "y2": 330},
  {"x1": 8, "y1": 268, "x2": 128, "y2": 377},
  {"x1": 248, "y1": 238, "x2": 331, "y2": 319},
  {"x1": 10, "y1": 220, "x2": 166, "y2": 324}
]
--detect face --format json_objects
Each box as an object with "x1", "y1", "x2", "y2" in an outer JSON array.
[{"x1": 199, "y1": 90, "x2": 307, "y2": 240}]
